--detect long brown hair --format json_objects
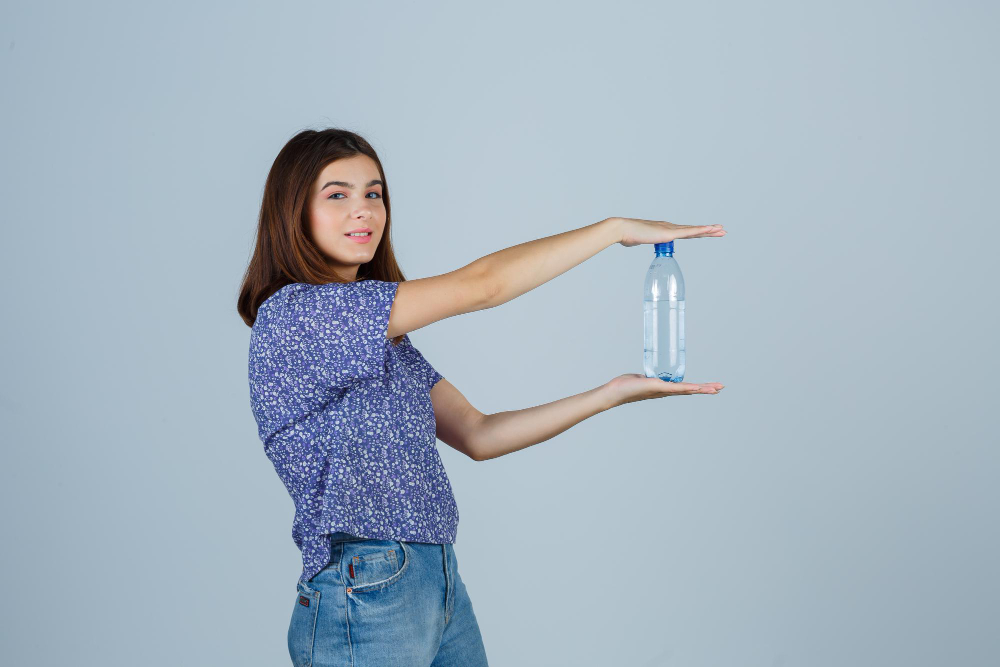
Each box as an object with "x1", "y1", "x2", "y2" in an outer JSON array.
[{"x1": 236, "y1": 128, "x2": 407, "y2": 344}]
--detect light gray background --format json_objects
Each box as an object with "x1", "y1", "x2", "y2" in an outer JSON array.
[{"x1": 2, "y1": 1, "x2": 997, "y2": 665}]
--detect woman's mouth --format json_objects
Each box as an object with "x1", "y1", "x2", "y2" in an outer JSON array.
[{"x1": 345, "y1": 231, "x2": 372, "y2": 244}]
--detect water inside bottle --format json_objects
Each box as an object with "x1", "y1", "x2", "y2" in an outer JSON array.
[{"x1": 643, "y1": 298, "x2": 686, "y2": 382}]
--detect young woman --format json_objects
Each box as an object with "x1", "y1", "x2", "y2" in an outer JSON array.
[{"x1": 237, "y1": 128, "x2": 725, "y2": 667}]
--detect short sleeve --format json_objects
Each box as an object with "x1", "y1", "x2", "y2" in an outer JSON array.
[
  {"x1": 281, "y1": 280, "x2": 399, "y2": 388},
  {"x1": 399, "y1": 334, "x2": 445, "y2": 392}
]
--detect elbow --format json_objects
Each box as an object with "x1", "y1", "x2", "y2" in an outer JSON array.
[
  {"x1": 466, "y1": 418, "x2": 489, "y2": 462},
  {"x1": 474, "y1": 264, "x2": 501, "y2": 311},
  {"x1": 469, "y1": 438, "x2": 501, "y2": 462},
  {"x1": 466, "y1": 436, "x2": 484, "y2": 462}
]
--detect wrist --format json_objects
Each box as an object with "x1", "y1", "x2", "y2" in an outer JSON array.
[
  {"x1": 599, "y1": 217, "x2": 623, "y2": 247},
  {"x1": 594, "y1": 382, "x2": 620, "y2": 412}
]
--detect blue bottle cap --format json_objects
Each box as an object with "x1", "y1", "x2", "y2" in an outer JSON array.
[{"x1": 654, "y1": 241, "x2": 673, "y2": 254}]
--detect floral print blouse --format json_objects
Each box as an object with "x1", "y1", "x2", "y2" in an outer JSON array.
[{"x1": 248, "y1": 280, "x2": 457, "y2": 584}]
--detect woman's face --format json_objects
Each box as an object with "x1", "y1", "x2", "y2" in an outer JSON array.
[{"x1": 308, "y1": 154, "x2": 386, "y2": 281}]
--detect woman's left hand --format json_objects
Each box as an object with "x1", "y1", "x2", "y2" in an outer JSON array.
[{"x1": 603, "y1": 373, "x2": 724, "y2": 407}]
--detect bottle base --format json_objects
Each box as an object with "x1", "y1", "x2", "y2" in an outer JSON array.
[{"x1": 645, "y1": 371, "x2": 685, "y2": 383}]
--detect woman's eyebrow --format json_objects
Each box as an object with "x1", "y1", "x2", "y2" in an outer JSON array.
[{"x1": 321, "y1": 179, "x2": 384, "y2": 190}]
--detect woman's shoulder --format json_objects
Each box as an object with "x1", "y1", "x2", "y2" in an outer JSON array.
[{"x1": 259, "y1": 282, "x2": 303, "y2": 308}]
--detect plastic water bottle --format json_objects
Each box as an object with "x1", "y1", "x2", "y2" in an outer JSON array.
[{"x1": 643, "y1": 241, "x2": 686, "y2": 382}]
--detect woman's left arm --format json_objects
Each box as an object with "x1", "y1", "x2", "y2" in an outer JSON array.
[
  {"x1": 468, "y1": 385, "x2": 617, "y2": 461},
  {"x1": 432, "y1": 374, "x2": 724, "y2": 462},
  {"x1": 429, "y1": 378, "x2": 616, "y2": 462}
]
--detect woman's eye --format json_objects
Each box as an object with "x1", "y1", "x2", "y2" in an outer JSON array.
[{"x1": 328, "y1": 192, "x2": 382, "y2": 199}]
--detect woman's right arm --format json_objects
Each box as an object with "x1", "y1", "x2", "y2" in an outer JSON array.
[
  {"x1": 387, "y1": 216, "x2": 723, "y2": 338},
  {"x1": 467, "y1": 215, "x2": 723, "y2": 308},
  {"x1": 387, "y1": 218, "x2": 621, "y2": 338},
  {"x1": 469, "y1": 216, "x2": 624, "y2": 310}
]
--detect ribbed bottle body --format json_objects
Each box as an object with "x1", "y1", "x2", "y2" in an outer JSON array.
[{"x1": 643, "y1": 242, "x2": 686, "y2": 382}]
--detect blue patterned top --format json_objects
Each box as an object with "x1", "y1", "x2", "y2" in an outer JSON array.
[{"x1": 248, "y1": 280, "x2": 457, "y2": 584}]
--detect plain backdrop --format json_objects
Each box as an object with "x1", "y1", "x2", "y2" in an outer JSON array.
[{"x1": 2, "y1": 1, "x2": 998, "y2": 665}]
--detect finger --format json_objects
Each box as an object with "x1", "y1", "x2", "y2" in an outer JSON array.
[
  {"x1": 680, "y1": 225, "x2": 723, "y2": 238},
  {"x1": 684, "y1": 225, "x2": 718, "y2": 234}
]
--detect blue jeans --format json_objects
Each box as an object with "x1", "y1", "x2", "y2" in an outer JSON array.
[{"x1": 288, "y1": 536, "x2": 489, "y2": 666}]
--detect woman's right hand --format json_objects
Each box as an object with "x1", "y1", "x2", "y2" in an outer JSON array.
[
  {"x1": 613, "y1": 217, "x2": 726, "y2": 247},
  {"x1": 604, "y1": 373, "x2": 724, "y2": 407}
]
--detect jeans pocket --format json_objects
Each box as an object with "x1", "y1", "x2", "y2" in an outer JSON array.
[
  {"x1": 345, "y1": 540, "x2": 410, "y2": 593},
  {"x1": 287, "y1": 581, "x2": 320, "y2": 666}
]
